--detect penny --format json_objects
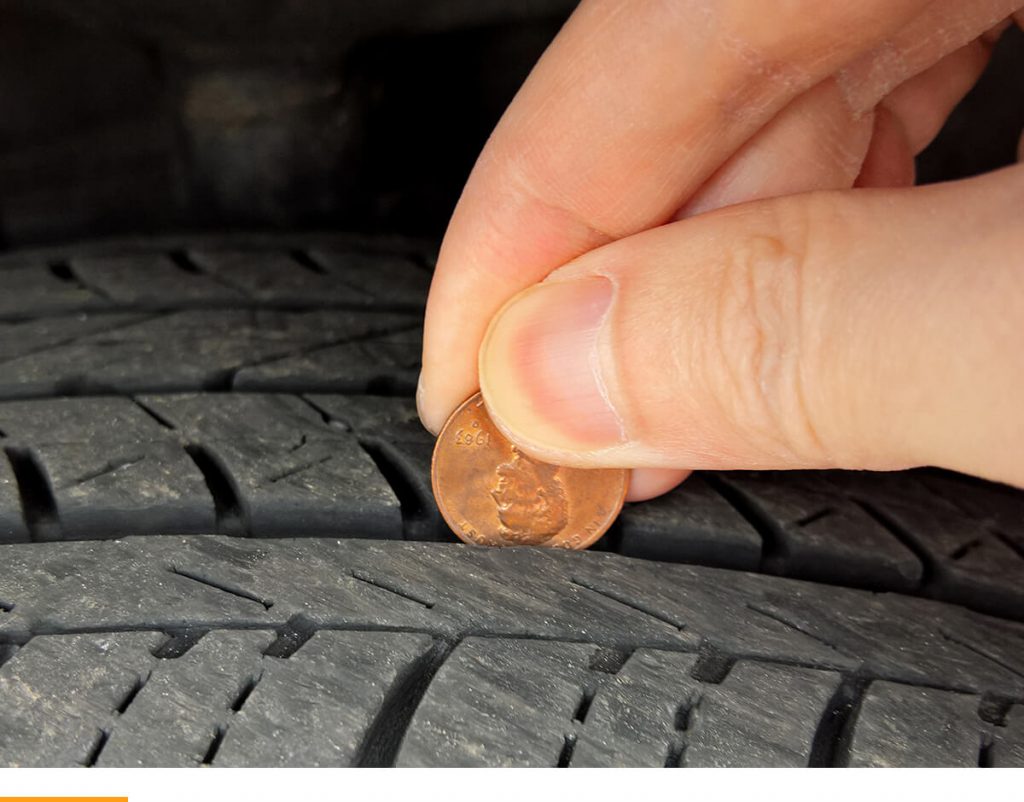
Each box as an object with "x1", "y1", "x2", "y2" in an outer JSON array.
[{"x1": 431, "y1": 392, "x2": 629, "y2": 549}]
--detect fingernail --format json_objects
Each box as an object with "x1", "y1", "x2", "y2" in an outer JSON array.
[
  {"x1": 479, "y1": 276, "x2": 625, "y2": 453},
  {"x1": 413, "y1": 374, "x2": 434, "y2": 436}
]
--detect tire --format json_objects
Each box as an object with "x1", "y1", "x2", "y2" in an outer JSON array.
[{"x1": 0, "y1": 234, "x2": 1022, "y2": 767}]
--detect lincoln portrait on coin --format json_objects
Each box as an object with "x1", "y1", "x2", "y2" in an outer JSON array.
[{"x1": 490, "y1": 446, "x2": 569, "y2": 544}]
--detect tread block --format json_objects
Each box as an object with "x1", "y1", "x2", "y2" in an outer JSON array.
[
  {"x1": 71, "y1": 254, "x2": 245, "y2": 306},
  {"x1": 0, "y1": 264, "x2": 107, "y2": 318},
  {"x1": 234, "y1": 326, "x2": 421, "y2": 394},
  {"x1": 0, "y1": 309, "x2": 415, "y2": 399},
  {"x1": 684, "y1": 661, "x2": 840, "y2": 767},
  {"x1": 34, "y1": 440, "x2": 215, "y2": 539},
  {"x1": 0, "y1": 397, "x2": 170, "y2": 443},
  {"x1": 188, "y1": 250, "x2": 372, "y2": 306},
  {"x1": 140, "y1": 395, "x2": 403, "y2": 540},
  {"x1": 398, "y1": 638, "x2": 594, "y2": 767},
  {"x1": 139, "y1": 393, "x2": 339, "y2": 444},
  {"x1": 308, "y1": 248, "x2": 430, "y2": 307},
  {"x1": 305, "y1": 394, "x2": 429, "y2": 443},
  {"x1": 571, "y1": 649, "x2": 701, "y2": 767},
  {"x1": 200, "y1": 435, "x2": 403, "y2": 538},
  {"x1": 581, "y1": 557, "x2": 1024, "y2": 693},
  {"x1": 0, "y1": 538, "x2": 1015, "y2": 766},
  {"x1": 214, "y1": 631, "x2": 434, "y2": 766},
  {"x1": 137, "y1": 394, "x2": 402, "y2": 537},
  {"x1": 97, "y1": 630, "x2": 276, "y2": 767},
  {"x1": 0, "y1": 631, "x2": 163, "y2": 767},
  {"x1": 846, "y1": 681, "x2": 980, "y2": 767},
  {"x1": 5, "y1": 535, "x2": 1020, "y2": 695},
  {"x1": 575, "y1": 565, "x2": 853, "y2": 671},
  {"x1": 0, "y1": 538, "x2": 696, "y2": 649},
  {"x1": 618, "y1": 475, "x2": 761, "y2": 569},
  {"x1": 842, "y1": 472, "x2": 1024, "y2": 617},
  {"x1": 718, "y1": 472, "x2": 923, "y2": 590},
  {"x1": 920, "y1": 473, "x2": 1024, "y2": 550},
  {"x1": 0, "y1": 399, "x2": 215, "y2": 540},
  {"x1": 0, "y1": 313, "x2": 148, "y2": 362}
]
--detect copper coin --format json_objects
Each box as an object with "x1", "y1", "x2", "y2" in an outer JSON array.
[{"x1": 431, "y1": 393, "x2": 628, "y2": 549}]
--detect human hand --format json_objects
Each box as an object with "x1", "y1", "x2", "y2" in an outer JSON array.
[{"x1": 418, "y1": 0, "x2": 1024, "y2": 498}]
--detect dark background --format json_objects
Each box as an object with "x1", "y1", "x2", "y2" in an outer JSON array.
[{"x1": 0, "y1": 1, "x2": 1019, "y2": 249}]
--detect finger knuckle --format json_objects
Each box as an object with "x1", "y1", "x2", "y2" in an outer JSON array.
[{"x1": 705, "y1": 203, "x2": 828, "y2": 462}]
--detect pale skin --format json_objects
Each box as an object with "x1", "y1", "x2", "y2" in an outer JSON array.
[{"x1": 418, "y1": 1, "x2": 1024, "y2": 501}]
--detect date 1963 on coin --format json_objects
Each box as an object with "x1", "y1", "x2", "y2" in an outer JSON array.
[{"x1": 430, "y1": 393, "x2": 628, "y2": 549}]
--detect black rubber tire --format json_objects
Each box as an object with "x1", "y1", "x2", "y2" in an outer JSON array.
[{"x1": 0, "y1": 234, "x2": 1023, "y2": 767}]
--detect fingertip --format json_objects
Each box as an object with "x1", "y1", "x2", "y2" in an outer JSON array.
[
  {"x1": 416, "y1": 372, "x2": 447, "y2": 436},
  {"x1": 625, "y1": 468, "x2": 691, "y2": 501}
]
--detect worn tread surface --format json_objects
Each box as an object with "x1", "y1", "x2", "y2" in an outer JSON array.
[
  {"x1": 0, "y1": 236, "x2": 1023, "y2": 766},
  {"x1": 0, "y1": 536, "x2": 1018, "y2": 766},
  {"x1": 0, "y1": 237, "x2": 1023, "y2": 623}
]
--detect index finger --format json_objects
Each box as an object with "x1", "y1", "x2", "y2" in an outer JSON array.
[{"x1": 418, "y1": 0, "x2": 934, "y2": 433}]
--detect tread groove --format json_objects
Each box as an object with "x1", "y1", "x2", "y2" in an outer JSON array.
[
  {"x1": 978, "y1": 693, "x2": 1013, "y2": 727},
  {"x1": 201, "y1": 726, "x2": 227, "y2": 766},
  {"x1": 950, "y1": 538, "x2": 984, "y2": 561},
  {"x1": 572, "y1": 686, "x2": 596, "y2": 724},
  {"x1": 168, "y1": 566, "x2": 273, "y2": 610},
  {"x1": 3, "y1": 445, "x2": 59, "y2": 542},
  {"x1": 663, "y1": 739, "x2": 685, "y2": 768},
  {"x1": 359, "y1": 438, "x2": 422, "y2": 539},
  {"x1": 68, "y1": 455, "x2": 146, "y2": 488},
  {"x1": 174, "y1": 249, "x2": 267, "y2": 299},
  {"x1": 746, "y1": 602, "x2": 846, "y2": 654},
  {"x1": 689, "y1": 644, "x2": 735, "y2": 684},
  {"x1": 354, "y1": 638, "x2": 455, "y2": 767},
  {"x1": 166, "y1": 250, "x2": 203, "y2": 276},
  {"x1": 183, "y1": 443, "x2": 248, "y2": 536},
  {"x1": 991, "y1": 529, "x2": 1024, "y2": 563},
  {"x1": 294, "y1": 395, "x2": 337, "y2": 426},
  {"x1": 48, "y1": 261, "x2": 85, "y2": 287},
  {"x1": 229, "y1": 671, "x2": 263, "y2": 713},
  {"x1": 795, "y1": 508, "x2": 835, "y2": 528},
  {"x1": 569, "y1": 577, "x2": 685, "y2": 632},
  {"x1": 223, "y1": 321, "x2": 421, "y2": 385},
  {"x1": 350, "y1": 570, "x2": 434, "y2": 609},
  {"x1": 262, "y1": 614, "x2": 316, "y2": 659},
  {"x1": 588, "y1": 646, "x2": 633, "y2": 674},
  {"x1": 674, "y1": 697, "x2": 698, "y2": 732},
  {"x1": 556, "y1": 733, "x2": 577, "y2": 768},
  {"x1": 940, "y1": 629, "x2": 1024, "y2": 680},
  {"x1": 152, "y1": 629, "x2": 207, "y2": 659},
  {"x1": 63, "y1": 263, "x2": 115, "y2": 302},
  {"x1": 264, "y1": 455, "x2": 332, "y2": 484},
  {"x1": 289, "y1": 249, "x2": 328, "y2": 275},
  {"x1": 704, "y1": 474, "x2": 786, "y2": 572},
  {"x1": 852, "y1": 499, "x2": 935, "y2": 590},
  {"x1": 978, "y1": 732, "x2": 995, "y2": 767},
  {"x1": 133, "y1": 398, "x2": 177, "y2": 430},
  {"x1": 808, "y1": 677, "x2": 869, "y2": 767},
  {"x1": 0, "y1": 643, "x2": 20, "y2": 670},
  {"x1": 82, "y1": 728, "x2": 111, "y2": 768},
  {"x1": 10, "y1": 617, "x2": 1015, "y2": 700},
  {"x1": 114, "y1": 671, "x2": 151, "y2": 715}
]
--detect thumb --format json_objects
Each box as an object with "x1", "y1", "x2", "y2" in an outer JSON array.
[{"x1": 479, "y1": 164, "x2": 1024, "y2": 487}]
